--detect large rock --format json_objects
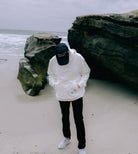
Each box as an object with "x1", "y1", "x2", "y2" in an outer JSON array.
[
  {"x1": 68, "y1": 10, "x2": 138, "y2": 90},
  {"x1": 18, "y1": 58, "x2": 42, "y2": 96},
  {"x1": 18, "y1": 33, "x2": 61, "y2": 96}
]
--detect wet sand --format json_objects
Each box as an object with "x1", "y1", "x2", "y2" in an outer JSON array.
[{"x1": 0, "y1": 55, "x2": 138, "y2": 154}]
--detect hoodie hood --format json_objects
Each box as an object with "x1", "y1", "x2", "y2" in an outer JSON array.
[{"x1": 55, "y1": 43, "x2": 69, "y2": 65}]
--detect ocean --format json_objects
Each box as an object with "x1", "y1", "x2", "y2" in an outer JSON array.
[{"x1": 0, "y1": 29, "x2": 67, "y2": 57}]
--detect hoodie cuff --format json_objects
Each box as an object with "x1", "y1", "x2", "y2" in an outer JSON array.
[{"x1": 78, "y1": 81, "x2": 86, "y2": 88}]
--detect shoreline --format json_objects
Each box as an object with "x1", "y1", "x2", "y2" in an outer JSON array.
[{"x1": 0, "y1": 55, "x2": 138, "y2": 154}]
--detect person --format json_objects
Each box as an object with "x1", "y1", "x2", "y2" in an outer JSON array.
[{"x1": 47, "y1": 43, "x2": 90, "y2": 154}]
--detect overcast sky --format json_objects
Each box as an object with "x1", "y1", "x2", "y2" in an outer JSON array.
[{"x1": 0, "y1": 0, "x2": 137, "y2": 32}]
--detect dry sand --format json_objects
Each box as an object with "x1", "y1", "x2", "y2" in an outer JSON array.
[{"x1": 0, "y1": 55, "x2": 138, "y2": 154}]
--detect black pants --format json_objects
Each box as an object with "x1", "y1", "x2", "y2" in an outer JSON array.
[{"x1": 59, "y1": 97, "x2": 86, "y2": 149}]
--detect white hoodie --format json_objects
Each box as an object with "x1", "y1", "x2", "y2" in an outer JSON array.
[{"x1": 47, "y1": 49, "x2": 90, "y2": 101}]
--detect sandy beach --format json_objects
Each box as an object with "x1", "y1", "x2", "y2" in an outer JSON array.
[{"x1": 0, "y1": 55, "x2": 138, "y2": 154}]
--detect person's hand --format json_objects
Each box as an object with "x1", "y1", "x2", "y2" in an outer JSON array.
[
  {"x1": 77, "y1": 84, "x2": 80, "y2": 88},
  {"x1": 53, "y1": 83, "x2": 56, "y2": 88},
  {"x1": 53, "y1": 83, "x2": 58, "y2": 88}
]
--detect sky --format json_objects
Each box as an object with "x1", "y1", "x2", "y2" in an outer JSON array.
[{"x1": 0, "y1": 0, "x2": 137, "y2": 32}]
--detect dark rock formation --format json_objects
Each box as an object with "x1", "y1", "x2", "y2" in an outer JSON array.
[
  {"x1": 68, "y1": 10, "x2": 138, "y2": 90},
  {"x1": 18, "y1": 33, "x2": 61, "y2": 96}
]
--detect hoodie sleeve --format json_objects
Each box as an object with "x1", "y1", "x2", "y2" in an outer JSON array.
[
  {"x1": 79, "y1": 56, "x2": 90, "y2": 88},
  {"x1": 47, "y1": 58, "x2": 57, "y2": 87}
]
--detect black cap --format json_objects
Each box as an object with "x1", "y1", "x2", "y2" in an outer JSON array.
[{"x1": 55, "y1": 43, "x2": 69, "y2": 65}]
